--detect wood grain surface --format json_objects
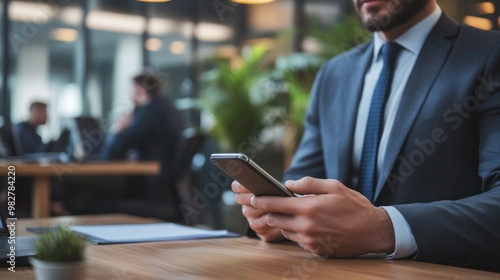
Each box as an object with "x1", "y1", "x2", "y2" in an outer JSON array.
[
  {"x1": 2, "y1": 214, "x2": 499, "y2": 280},
  {"x1": 0, "y1": 161, "x2": 160, "y2": 176}
]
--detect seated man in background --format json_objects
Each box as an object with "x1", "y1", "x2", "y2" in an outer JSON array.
[
  {"x1": 17, "y1": 101, "x2": 49, "y2": 154},
  {"x1": 100, "y1": 73, "x2": 186, "y2": 221}
]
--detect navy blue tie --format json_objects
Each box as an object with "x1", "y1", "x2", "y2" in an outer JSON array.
[{"x1": 358, "y1": 42, "x2": 401, "y2": 202}]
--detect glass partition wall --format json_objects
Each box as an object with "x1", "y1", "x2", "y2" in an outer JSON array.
[
  {"x1": 7, "y1": 0, "x2": 80, "y2": 141},
  {"x1": 88, "y1": 0, "x2": 144, "y2": 132}
]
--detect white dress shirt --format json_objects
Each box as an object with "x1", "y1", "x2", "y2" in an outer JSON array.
[{"x1": 351, "y1": 6, "x2": 443, "y2": 258}]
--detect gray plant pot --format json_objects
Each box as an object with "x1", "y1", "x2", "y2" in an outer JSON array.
[{"x1": 29, "y1": 258, "x2": 87, "y2": 280}]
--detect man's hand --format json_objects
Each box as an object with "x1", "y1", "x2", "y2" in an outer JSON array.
[
  {"x1": 232, "y1": 181, "x2": 284, "y2": 241},
  {"x1": 237, "y1": 177, "x2": 396, "y2": 257}
]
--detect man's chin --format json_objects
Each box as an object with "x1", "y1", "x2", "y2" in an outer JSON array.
[
  {"x1": 363, "y1": 20, "x2": 384, "y2": 32},
  {"x1": 359, "y1": 17, "x2": 381, "y2": 32},
  {"x1": 359, "y1": 11, "x2": 395, "y2": 32}
]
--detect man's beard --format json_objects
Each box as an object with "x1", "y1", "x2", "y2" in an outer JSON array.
[{"x1": 357, "y1": 0, "x2": 431, "y2": 32}]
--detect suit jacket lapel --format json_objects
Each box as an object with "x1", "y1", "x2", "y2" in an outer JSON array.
[
  {"x1": 335, "y1": 43, "x2": 374, "y2": 184},
  {"x1": 374, "y1": 14, "x2": 460, "y2": 201}
]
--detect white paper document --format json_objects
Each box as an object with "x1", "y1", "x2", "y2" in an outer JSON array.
[{"x1": 69, "y1": 223, "x2": 233, "y2": 244}]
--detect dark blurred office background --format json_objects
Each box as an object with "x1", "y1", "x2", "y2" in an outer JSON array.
[{"x1": 0, "y1": 0, "x2": 499, "y2": 232}]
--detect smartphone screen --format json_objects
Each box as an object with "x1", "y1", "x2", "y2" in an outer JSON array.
[{"x1": 210, "y1": 153, "x2": 295, "y2": 197}]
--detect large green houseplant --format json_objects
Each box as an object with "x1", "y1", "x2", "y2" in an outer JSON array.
[
  {"x1": 201, "y1": 16, "x2": 371, "y2": 157},
  {"x1": 201, "y1": 45, "x2": 285, "y2": 151},
  {"x1": 273, "y1": 53, "x2": 323, "y2": 167}
]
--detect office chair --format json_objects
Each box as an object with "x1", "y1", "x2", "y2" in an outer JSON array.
[
  {"x1": 170, "y1": 128, "x2": 207, "y2": 224},
  {"x1": 172, "y1": 128, "x2": 206, "y2": 183},
  {"x1": 70, "y1": 116, "x2": 105, "y2": 160},
  {"x1": 0, "y1": 122, "x2": 23, "y2": 157}
]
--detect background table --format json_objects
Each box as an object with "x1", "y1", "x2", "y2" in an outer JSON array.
[
  {"x1": 3, "y1": 214, "x2": 500, "y2": 280},
  {"x1": 0, "y1": 161, "x2": 160, "y2": 218}
]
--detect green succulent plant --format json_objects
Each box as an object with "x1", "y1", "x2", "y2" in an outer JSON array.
[{"x1": 35, "y1": 225, "x2": 86, "y2": 263}]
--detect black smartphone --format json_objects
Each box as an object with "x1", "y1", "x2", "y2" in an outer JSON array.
[{"x1": 210, "y1": 153, "x2": 295, "y2": 197}]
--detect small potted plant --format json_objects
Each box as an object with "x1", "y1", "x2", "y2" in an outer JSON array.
[{"x1": 30, "y1": 225, "x2": 87, "y2": 280}]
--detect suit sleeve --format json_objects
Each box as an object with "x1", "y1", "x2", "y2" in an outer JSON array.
[
  {"x1": 283, "y1": 63, "x2": 329, "y2": 181},
  {"x1": 394, "y1": 44, "x2": 500, "y2": 272}
]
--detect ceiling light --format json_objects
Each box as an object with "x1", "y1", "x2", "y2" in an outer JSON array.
[
  {"x1": 8, "y1": 1, "x2": 57, "y2": 22},
  {"x1": 148, "y1": 18, "x2": 176, "y2": 35},
  {"x1": 231, "y1": 0, "x2": 275, "y2": 4},
  {"x1": 145, "y1": 38, "x2": 163, "y2": 52},
  {"x1": 170, "y1": 41, "x2": 186, "y2": 54},
  {"x1": 463, "y1": 16, "x2": 493, "y2": 30},
  {"x1": 476, "y1": 2, "x2": 495, "y2": 14},
  {"x1": 195, "y1": 23, "x2": 233, "y2": 42},
  {"x1": 59, "y1": 7, "x2": 83, "y2": 26},
  {"x1": 86, "y1": 11, "x2": 146, "y2": 34},
  {"x1": 50, "y1": 28, "x2": 78, "y2": 42},
  {"x1": 86, "y1": 11, "x2": 176, "y2": 35}
]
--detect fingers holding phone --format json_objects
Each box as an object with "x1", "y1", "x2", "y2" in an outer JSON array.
[
  {"x1": 213, "y1": 153, "x2": 292, "y2": 241},
  {"x1": 232, "y1": 181, "x2": 284, "y2": 241}
]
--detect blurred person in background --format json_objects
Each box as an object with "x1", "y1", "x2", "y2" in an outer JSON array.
[
  {"x1": 17, "y1": 101, "x2": 49, "y2": 154},
  {"x1": 99, "y1": 72, "x2": 186, "y2": 221}
]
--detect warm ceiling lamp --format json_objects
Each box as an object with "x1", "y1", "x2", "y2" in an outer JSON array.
[
  {"x1": 463, "y1": 16, "x2": 493, "y2": 30},
  {"x1": 145, "y1": 38, "x2": 163, "y2": 51},
  {"x1": 50, "y1": 28, "x2": 78, "y2": 42},
  {"x1": 170, "y1": 41, "x2": 186, "y2": 55},
  {"x1": 476, "y1": 2, "x2": 495, "y2": 14},
  {"x1": 195, "y1": 23, "x2": 233, "y2": 42},
  {"x1": 231, "y1": 0, "x2": 275, "y2": 4}
]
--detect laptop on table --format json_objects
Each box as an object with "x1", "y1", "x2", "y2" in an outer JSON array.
[{"x1": 0, "y1": 202, "x2": 37, "y2": 267}]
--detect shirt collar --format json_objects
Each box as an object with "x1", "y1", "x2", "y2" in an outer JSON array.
[{"x1": 373, "y1": 5, "x2": 442, "y2": 61}]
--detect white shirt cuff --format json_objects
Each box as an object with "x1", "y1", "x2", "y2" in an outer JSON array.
[{"x1": 380, "y1": 206, "x2": 418, "y2": 259}]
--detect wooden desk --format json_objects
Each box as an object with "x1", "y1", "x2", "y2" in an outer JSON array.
[
  {"x1": 4, "y1": 214, "x2": 500, "y2": 280},
  {"x1": 0, "y1": 162, "x2": 160, "y2": 218}
]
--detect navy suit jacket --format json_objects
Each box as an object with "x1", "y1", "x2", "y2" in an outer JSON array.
[
  {"x1": 284, "y1": 14, "x2": 500, "y2": 271},
  {"x1": 16, "y1": 122, "x2": 47, "y2": 154}
]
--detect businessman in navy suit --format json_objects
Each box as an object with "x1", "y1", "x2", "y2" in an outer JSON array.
[
  {"x1": 100, "y1": 73, "x2": 185, "y2": 220},
  {"x1": 233, "y1": 0, "x2": 500, "y2": 272}
]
